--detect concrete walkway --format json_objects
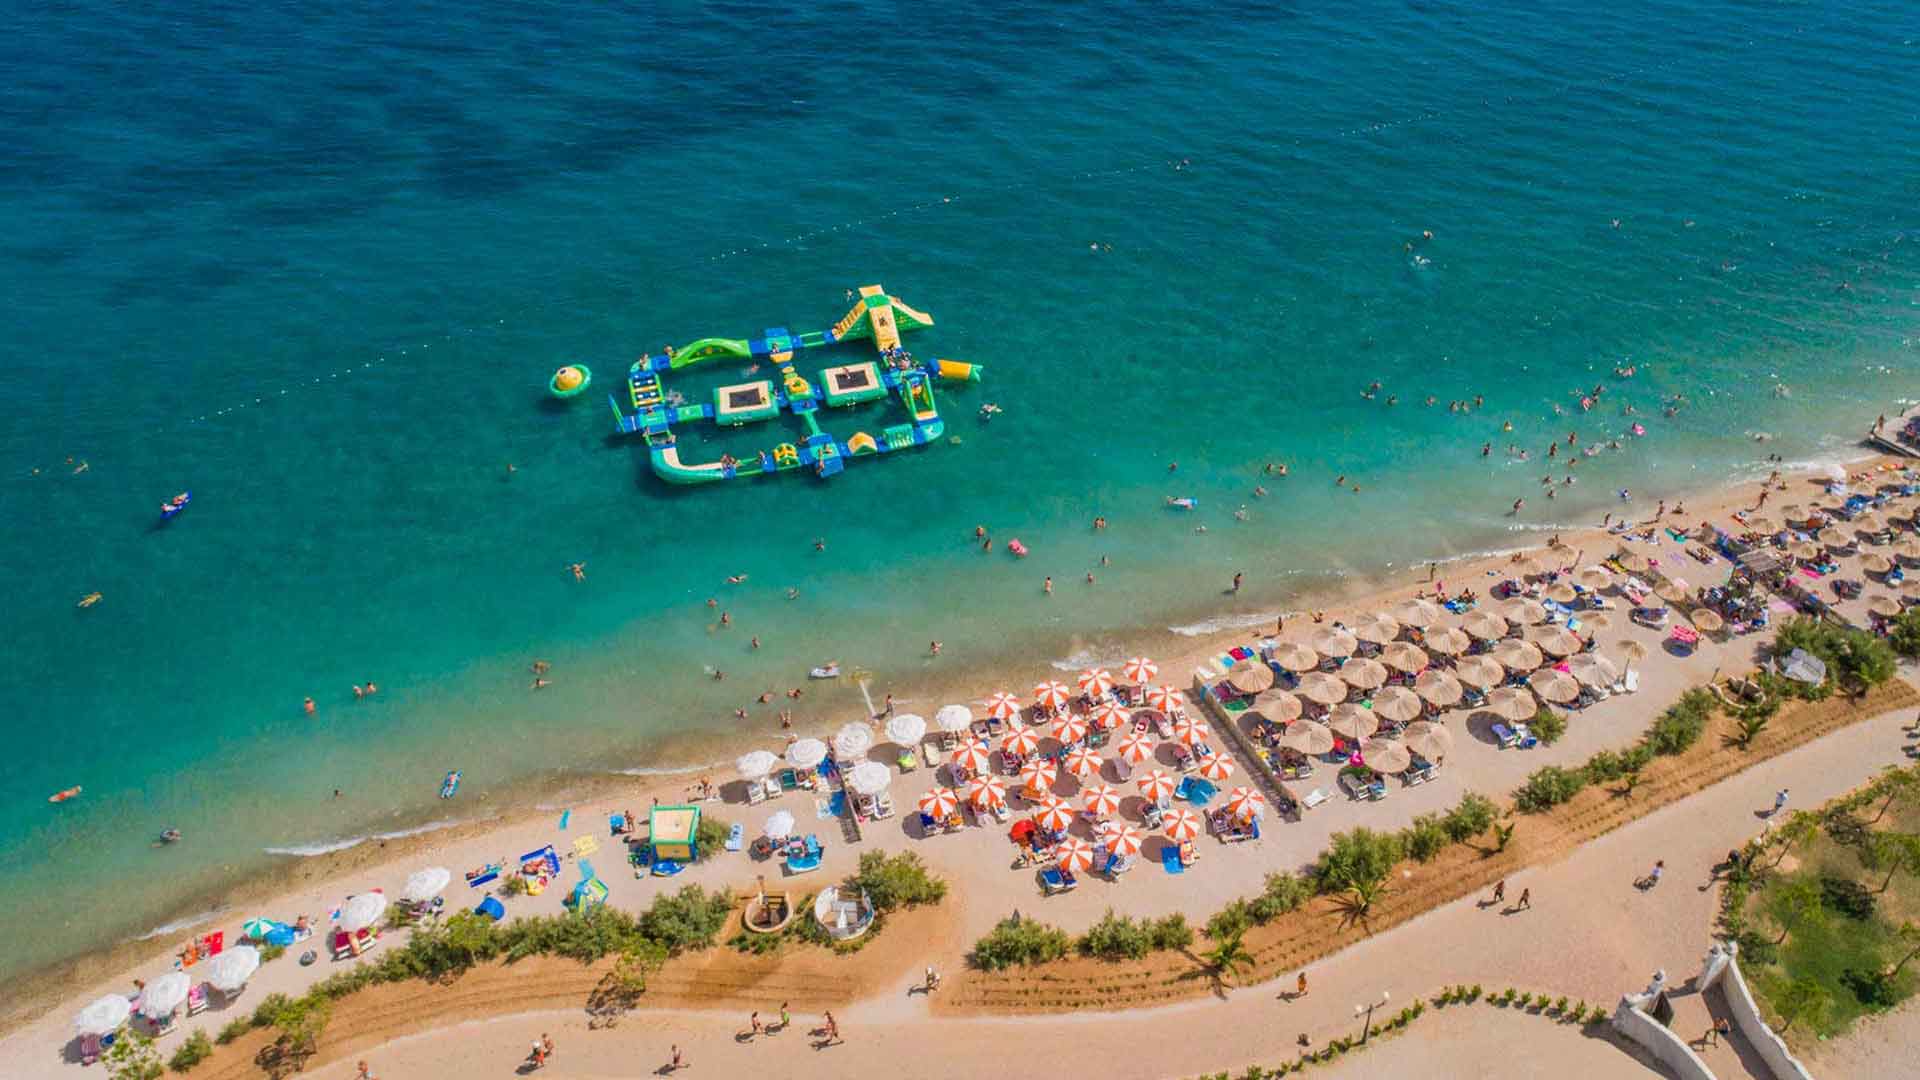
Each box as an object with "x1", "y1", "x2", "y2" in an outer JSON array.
[{"x1": 292, "y1": 705, "x2": 1914, "y2": 1080}]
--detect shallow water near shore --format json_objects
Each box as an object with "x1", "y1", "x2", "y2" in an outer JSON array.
[{"x1": 3, "y1": 1, "x2": 1920, "y2": 990}]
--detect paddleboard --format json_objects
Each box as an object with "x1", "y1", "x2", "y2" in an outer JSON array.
[
  {"x1": 439, "y1": 770, "x2": 461, "y2": 799},
  {"x1": 49, "y1": 786, "x2": 81, "y2": 803}
]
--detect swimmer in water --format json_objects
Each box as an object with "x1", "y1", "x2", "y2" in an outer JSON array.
[
  {"x1": 1502, "y1": 421, "x2": 1514, "y2": 432},
  {"x1": 1234, "y1": 505, "x2": 1250, "y2": 521},
  {"x1": 532, "y1": 677, "x2": 550, "y2": 689},
  {"x1": 814, "y1": 537, "x2": 826, "y2": 552},
  {"x1": 726, "y1": 574, "x2": 748, "y2": 585},
  {"x1": 751, "y1": 636, "x2": 760, "y2": 650},
  {"x1": 1093, "y1": 516, "x2": 1107, "y2": 529},
  {"x1": 719, "y1": 612, "x2": 731, "y2": 626},
  {"x1": 1512, "y1": 498, "x2": 1525, "y2": 514},
  {"x1": 569, "y1": 562, "x2": 586, "y2": 582},
  {"x1": 1044, "y1": 577, "x2": 1053, "y2": 595},
  {"x1": 303, "y1": 696, "x2": 316, "y2": 715}
]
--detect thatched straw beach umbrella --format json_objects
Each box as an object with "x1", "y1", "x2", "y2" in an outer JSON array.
[
  {"x1": 1486, "y1": 686, "x2": 1538, "y2": 721},
  {"x1": 1492, "y1": 639, "x2": 1545, "y2": 672},
  {"x1": 1567, "y1": 653, "x2": 1620, "y2": 688},
  {"x1": 1654, "y1": 579, "x2": 1693, "y2": 604},
  {"x1": 1372, "y1": 685, "x2": 1423, "y2": 722},
  {"x1": 1271, "y1": 641, "x2": 1319, "y2": 671},
  {"x1": 1360, "y1": 738, "x2": 1411, "y2": 774},
  {"x1": 1228, "y1": 661, "x2": 1275, "y2": 695},
  {"x1": 1689, "y1": 608, "x2": 1725, "y2": 633},
  {"x1": 1414, "y1": 669, "x2": 1463, "y2": 707},
  {"x1": 1462, "y1": 610, "x2": 1509, "y2": 641},
  {"x1": 1868, "y1": 596, "x2": 1902, "y2": 619},
  {"x1": 1381, "y1": 642, "x2": 1429, "y2": 673},
  {"x1": 1327, "y1": 703, "x2": 1379, "y2": 740},
  {"x1": 1351, "y1": 613, "x2": 1401, "y2": 645},
  {"x1": 1297, "y1": 672, "x2": 1349, "y2": 705},
  {"x1": 1281, "y1": 721, "x2": 1335, "y2": 755},
  {"x1": 1529, "y1": 626, "x2": 1584, "y2": 658},
  {"x1": 1616, "y1": 551, "x2": 1650, "y2": 573},
  {"x1": 1528, "y1": 669, "x2": 1580, "y2": 704},
  {"x1": 1426, "y1": 626, "x2": 1471, "y2": 656},
  {"x1": 1252, "y1": 690, "x2": 1302, "y2": 723},
  {"x1": 1312, "y1": 626, "x2": 1358, "y2": 657},
  {"x1": 1893, "y1": 538, "x2": 1920, "y2": 562},
  {"x1": 1544, "y1": 583, "x2": 1578, "y2": 604},
  {"x1": 1403, "y1": 721, "x2": 1454, "y2": 760},
  {"x1": 1577, "y1": 566, "x2": 1613, "y2": 590},
  {"x1": 1395, "y1": 598, "x2": 1446, "y2": 627},
  {"x1": 1455, "y1": 655, "x2": 1506, "y2": 688},
  {"x1": 1502, "y1": 599, "x2": 1547, "y2": 625},
  {"x1": 1340, "y1": 657, "x2": 1390, "y2": 690},
  {"x1": 1861, "y1": 552, "x2": 1893, "y2": 575},
  {"x1": 1616, "y1": 639, "x2": 1648, "y2": 674}
]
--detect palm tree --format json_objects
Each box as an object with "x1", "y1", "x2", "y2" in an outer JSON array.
[{"x1": 1204, "y1": 929, "x2": 1254, "y2": 980}]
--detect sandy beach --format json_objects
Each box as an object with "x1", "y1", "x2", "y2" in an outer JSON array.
[{"x1": 10, "y1": 448, "x2": 1920, "y2": 1079}]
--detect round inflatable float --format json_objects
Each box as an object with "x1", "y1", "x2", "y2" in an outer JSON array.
[{"x1": 549, "y1": 365, "x2": 592, "y2": 398}]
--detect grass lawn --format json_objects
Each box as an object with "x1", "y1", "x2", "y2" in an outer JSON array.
[{"x1": 1741, "y1": 793, "x2": 1920, "y2": 1040}]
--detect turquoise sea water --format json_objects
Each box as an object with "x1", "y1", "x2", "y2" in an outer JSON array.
[{"x1": 3, "y1": 2, "x2": 1919, "y2": 987}]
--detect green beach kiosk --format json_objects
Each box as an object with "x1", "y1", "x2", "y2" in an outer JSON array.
[{"x1": 647, "y1": 804, "x2": 702, "y2": 864}]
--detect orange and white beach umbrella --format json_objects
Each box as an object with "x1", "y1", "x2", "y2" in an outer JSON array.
[
  {"x1": 1143, "y1": 685, "x2": 1185, "y2": 712},
  {"x1": 1053, "y1": 837, "x2": 1097, "y2": 874},
  {"x1": 1137, "y1": 769, "x2": 1178, "y2": 802},
  {"x1": 1195, "y1": 754, "x2": 1235, "y2": 782},
  {"x1": 1032, "y1": 680, "x2": 1072, "y2": 712},
  {"x1": 1019, "y1": 757, "x2": 1058, "y2": 792},
  {"x1": 1061, "y1": 745, "x2": 1102, "y2": 778},
  {"x1": 985, "y1": 691, "x2": 1022, "y2": 720},
  {"x1": 917, "y1": 787, "x2": 960, "y2": 818},
  {"x1": 1224, "y1": 787, "x2": 1266, "y2": 821},
  {"x1": 1104, "y1": 824, "x2": 1145, "y2": 858},
  {"x1": 966, "y1": 774, "x2": 1007, "y2": 809},
  {"x1": 1000, "y1": 724, "x2": 1041, "y2": 757},
  {"x1": 1163, "y1": 808, "x2": 1203, "y2": 842},
  {"x1": 1115, "y1": 729, "x2": 1158, "y2": 764},
  {"x1": 1123, "y1": 656, "x2": 1159, "y2": 683},
  {"x1": 1051, "y1": 713, "x2": 1090, "y2": 746},
  {"x1": 1089, "y1": 699, "x2": 1130, "y2": 730},
  {"x1": 950, "y1": 739, "x2": 993, "y2": 774},
  {"x1": 1171, "y1": 716, "x2": 1212, "y2": 746},
  {"x1": 1030, "y1": 795, "x2": 1075, "y2": 832},
  {"x1": 1077, "y1": 667, "x2": 1116, "y2": 697},
  {"x1": 1081, "y1": 782, "x2": 1123, "y2": 817}
]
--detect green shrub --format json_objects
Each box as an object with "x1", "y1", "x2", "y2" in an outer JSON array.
[
  {"x1": 637, "y1": 886, "x2": 733, "y2": 953},
  {"x1": 1469, "y1": 984, "x2": 1482, "y2": 1001},
  {"x1": 1402, "y1": 814, "x2": 1449, "y2": 863},
  {"x1": 1735, "y1": 929, "x2": 1780, "y2": 966},
  {"x1": 1315, "y1": 828, "x2": 1403, "y2": 893},
  {"x1": 215, "y1": 1017, "x2": 252, "y2": 1045},
  {"x1": 258, "y1": 943, "x2": 286, "y2": 963},
  {"x1": 1529, "y1": 707, "x2": 1567, "y2": 746},
  {"x1": 1208, "y1": 899, "x2": 1253, "y2": 942},
  {"x1": 1841, "y1": 967, "x2": 1902, "y2": 1009},
  {"x1": 250, "y1": 993, "x2": 292, "y2": 1029},
  {"x1": 1644, "y1": 690, "x2": 1716, "y2": 756},
  {"x1": 1443, "y1": 792, "x2": 1499, "y2": 841},
  {"x1": 168, "y1": 1029, "x2": 213, "y2": 1072},
  {"x1": 1584, "y1": 749, "x2": 1629, "y2": 783},
  {"x1": 1248, "y1": 873, "x2": 1312, "y2": 922},
  {"x1": 1515, "y1": 766, "x2": 1587, "y2": 813},
  {"x1": 1552, "y1": 995, "x2": 1568, "y2": 1014},
  {"x1": 1080, "y1": 910, "x2": 1156, "y2": 961},
  {"x1": 849, "y1": 850, "x2": 948, "y2": 912},
  {"x1": 971, "y1": 916, "x2": 1070, "y2": 971},
  {"x1": 694, "y1": 815, "x2": 729, "y2": 862},
  {"x1": 1149, "y1": 913, "x2": 1194, "y2": 951},
  {"x1": 1889, "y1": 608, "x2": 1920, "y2": 659}
]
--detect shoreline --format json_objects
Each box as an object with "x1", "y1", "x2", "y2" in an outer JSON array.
[{"x1": 0, "y1": 428, "x2": 1894, "y2": 1038}]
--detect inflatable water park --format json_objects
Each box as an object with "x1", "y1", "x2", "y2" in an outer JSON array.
[{"x1": 595, "y1": 285, "x2": 981, "y2": 485}]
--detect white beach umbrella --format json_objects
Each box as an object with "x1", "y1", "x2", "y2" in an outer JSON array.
[
  {"x1": 935, "y1": 704, "x2": 974, "y2": 733},
  {"x1": 207, "y1": 945, "x2": 261, "y2": 993},
  {"x1": 401, "y1": 866, "x2": 452, "y2": 903},
  {"x1": 73, "y1": 994, "x2": 130, "y2": 1036},
  {"x1": 735, "y1": 749, "x2": 779, "y2": 779},
  {"x1": 786, "y1": 738, "x2": 828, "y2": 770},
  {"x1": 341, "y1": 892, "x2": 388, "y2": 933},
  {"x1": 139, "y1": 972, "x2": 190, "y2": 1019},
  {"x1": 846, "y1": 760, "x2": 894, "y2": 796},
  {"x1": 763, "y1": 810, "x2": 797, "y2": 839},
  {"x1": 885, "y1": 713, "x2": 927, "y2": 747},
  {"x1": 834, "y1": 722, "x2": 874, "y2": 761}
]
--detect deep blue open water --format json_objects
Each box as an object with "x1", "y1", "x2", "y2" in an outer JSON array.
[{"x1": 3, "y1": 1, "x2": 1918, "y2": 986}]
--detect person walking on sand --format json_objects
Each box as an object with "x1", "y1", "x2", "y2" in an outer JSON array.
[
  {"x1": 1491, "y1": 879, "x2": 1505, "y2": 905},
  {"x1": 1296, "y1": 971, "x2": 1308, "y2": 998},
  {"x1": 1518, "y1": 887, "x2": 1531, "y2": 910},
  {"x1": 1772, "y1": 788, "x2": 1789, "y2": 817},
  {"x1": 750, "y1": 1010, "x2": 762, "y2": 1036},
  {"x1": 824, "y1": 1010, "x2": 840, "y2": 1043},
  {"x1": 668, "y1": 1045, "x2": 685, "y2": 1071},
  {"x1": 780, "y1": 1001, "x2": 790, "y2": 1030},
  {"x1": 1640, "y1": 860, "x2": 1665, "y2": 889},
  {"x1": 1232, "y1": 571, "x2": 1244, "y2": 594},
  {"x1": 355, "y1": 1062, "x2": 375, "y2": 1080},
  {"x1": 925, "y1": 965, "x2": 940, "y2": 992}
]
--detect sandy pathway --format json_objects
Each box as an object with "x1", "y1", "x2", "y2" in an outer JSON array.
[{"x1": 284, "y1": 704, "x2": 1915, "y2": 1080}]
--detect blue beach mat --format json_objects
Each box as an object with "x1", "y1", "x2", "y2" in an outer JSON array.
[
  {"x1": 558, "y1": 809, "x2": 571, "y2": 831},
  {"x1": 1161, "y1": 848, "x2": 1185, "y2": 875}
]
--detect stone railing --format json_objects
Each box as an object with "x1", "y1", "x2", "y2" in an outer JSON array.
[{"x1": 1610, "y1": 971, "x2": 1717, "y2": 1080}]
